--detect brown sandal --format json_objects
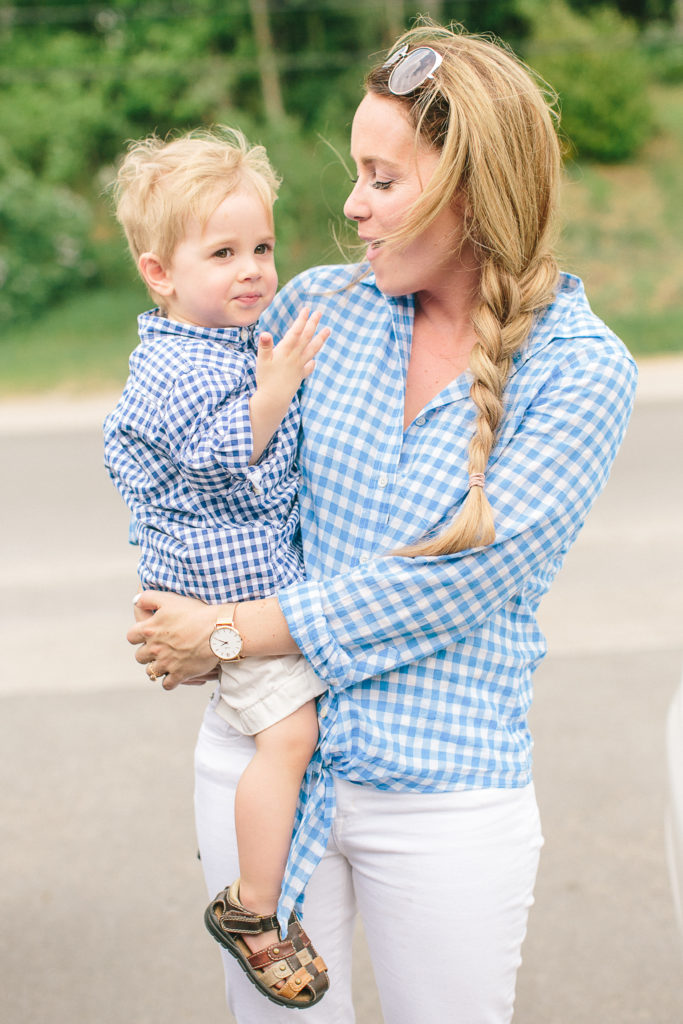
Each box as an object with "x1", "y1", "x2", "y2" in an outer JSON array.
[{"x1": 204, "y1": 880, "x2": 329, "y2": 1009}]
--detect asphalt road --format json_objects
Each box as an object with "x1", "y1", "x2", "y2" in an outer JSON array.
[{"x1": 1, "y1": 358, "x2": 682, "y2": 1023}]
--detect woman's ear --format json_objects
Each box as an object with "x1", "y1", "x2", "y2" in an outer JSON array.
[{"x1": 138, "y1": 252, "x2": 174, "y2": 297}]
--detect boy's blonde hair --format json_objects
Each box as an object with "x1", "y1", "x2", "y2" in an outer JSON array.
[
  {"x1": 366, "y1": 20, "x2": 562, "y2": 558},
  {"x1": 114, "y1": 126, "x2": 281, "y2": 303}
]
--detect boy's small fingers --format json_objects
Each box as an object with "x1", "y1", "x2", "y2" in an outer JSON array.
[
  {"x1": 301, "y1": 312, "x2": 324, "y2": 341},
  {"x1": 258, "y1": 331, "x2": 274, "y2": 347},
  {"x1": 309, "y1": 328, "x2": 330, "y2": 352}
]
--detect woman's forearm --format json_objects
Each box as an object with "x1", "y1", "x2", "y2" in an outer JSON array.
[{"x1": 235, "y1": 597, "x2": 299, "y2": 657}]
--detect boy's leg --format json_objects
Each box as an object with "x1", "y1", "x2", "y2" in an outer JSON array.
[
  {"x1": 234, "y1": 700, "x2": 319, "y2": 950},
  {"x1": 194, "y1": 696, "x2": 357, "y2": 1024}
]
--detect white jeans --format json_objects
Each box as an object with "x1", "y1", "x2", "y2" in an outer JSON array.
[{"x1": 195, "y1": 693, "x2": 543, "y2": 1024}]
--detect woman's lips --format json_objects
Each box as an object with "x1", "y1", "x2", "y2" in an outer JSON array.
[{"x1": 365, "y1": 240, "x2": 383, "y2": 262}]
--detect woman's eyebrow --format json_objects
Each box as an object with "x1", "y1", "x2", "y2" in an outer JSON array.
[{"x1": 354, "y1": 155, "x2": 403, "y2": 173}]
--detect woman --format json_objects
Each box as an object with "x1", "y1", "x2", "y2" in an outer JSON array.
[{"x1": 129, "y1": 21, "x2": 637, "y2": 1023}]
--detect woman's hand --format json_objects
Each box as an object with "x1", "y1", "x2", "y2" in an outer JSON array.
[{"x1": 127, "y1": 590, "x2": 218, "y2": 690}]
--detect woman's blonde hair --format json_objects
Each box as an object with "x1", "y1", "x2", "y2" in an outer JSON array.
[
  {"x1": 113, "y1": 126, "x2": 280, "y2": 305},
  {"x1": 366, "y1": 21, "x2": 561, "y2": 557}
]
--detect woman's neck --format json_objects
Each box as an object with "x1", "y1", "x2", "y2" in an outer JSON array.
[{"x1": 403, "y1": 269, "x2": 481, "y2": 429}]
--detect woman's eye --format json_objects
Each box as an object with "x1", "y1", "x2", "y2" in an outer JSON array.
[{"x1": 372, "y1": 180, "x2": 393, "y2": 191}]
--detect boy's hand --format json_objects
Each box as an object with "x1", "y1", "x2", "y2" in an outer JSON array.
[
  {"x1": 249, "y1": 308, "x2": 329, "y2": 464},
  {"x1": 255, "y1": 307, "x2": 328, "y2": 401}
]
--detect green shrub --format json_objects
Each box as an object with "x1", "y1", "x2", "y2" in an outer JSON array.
[
  {"x1": 0, "y1": 147, "x2": 96, "y2": 325},
  {"x1": 520, "y1": 0, "x2": 654, "y2": 161},
  {"x1": 643, "y1": 25, "x2": 683, "y2": 83}
]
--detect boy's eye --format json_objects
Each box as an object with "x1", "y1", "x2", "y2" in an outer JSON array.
[
  {"x1": 254, "y1": 243, "x2": 271, "y2": 255},
  {"x1": 213, "y1": 248, "x2": 233, "y2": 258}
]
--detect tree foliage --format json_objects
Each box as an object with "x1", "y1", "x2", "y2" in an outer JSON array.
[
  {"x1": 0, "y1": 0, "x2": 676, "y2": 325},
  {"x1": 519, "y1": 0, "x2": 654, "y2": 162}
]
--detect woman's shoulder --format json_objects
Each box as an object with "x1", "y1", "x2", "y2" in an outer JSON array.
[
  {"x1": 504, "y1": 273, "x2": 638, "y2": 419},
  {"x1": 290, "y1": 261, "x2": 366, "y2": 287},
  {"x1": 279, "y1": 262, "x2": 369, "y2": 301},
  {"x1": 262, "y1": 262, "x2": 375, "y2": 333},
  {"x1": 520, "y1": 273, "x2": 636, "y2": 376}
]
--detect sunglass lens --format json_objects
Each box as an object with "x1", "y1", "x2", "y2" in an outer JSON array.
[{"x1": 388, "y1": 47, "x2": 441, "y2": 95}]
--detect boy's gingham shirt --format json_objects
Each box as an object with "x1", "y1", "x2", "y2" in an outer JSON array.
[
  {"x1": 262, "y1": 265, "x2": 638, "y2": 926},
  {"x1": 103, "y1": 312, "x2": 304, "y2": 603}
]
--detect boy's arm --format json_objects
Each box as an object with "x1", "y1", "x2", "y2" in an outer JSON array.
[
  {"x1": 161, "y1": 368, "x2": 257, "y2": 490},
  {"x1": 248, "y1": 308, "x2": 328, "y2": 464}
]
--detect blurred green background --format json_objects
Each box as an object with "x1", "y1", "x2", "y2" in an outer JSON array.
[{"x1": 1, "y1": 0, "x2": 682, "y2": 395}]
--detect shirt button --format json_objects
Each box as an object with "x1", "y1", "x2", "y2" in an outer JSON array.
[
  {"x1": 378, "y1": 475, "x2": 388, "y2": 488},
  {"x1": 240, "y1": 328, "x2": 249, "y2": 342},
  {"x1": 415, "y1": 415, "x2": 426, "y2": 426},
  {"x1": 359, "y1": 554, "x2": 370, "y2": 564}
]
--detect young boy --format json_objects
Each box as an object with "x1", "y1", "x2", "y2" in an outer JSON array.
[{"x1": 103, "y1": 127, "x2": 329, "y2": 1009}]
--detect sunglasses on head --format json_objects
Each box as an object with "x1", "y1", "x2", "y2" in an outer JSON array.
[{"x1": 383, "y1": 45, "x2": 443, "y2": 96}]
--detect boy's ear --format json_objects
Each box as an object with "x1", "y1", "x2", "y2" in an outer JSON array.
[{"x1": 138, "y1": 252, "x2": 174, "y2": 297}]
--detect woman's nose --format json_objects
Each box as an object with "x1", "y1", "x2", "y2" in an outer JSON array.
[{"x1": 343, "y1": 180, "x2": 367, "y2": 222}]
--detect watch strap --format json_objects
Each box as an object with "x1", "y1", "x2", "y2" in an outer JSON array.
[{"x1": 215, "y1": 602, "x2": 238, "y2": 632}]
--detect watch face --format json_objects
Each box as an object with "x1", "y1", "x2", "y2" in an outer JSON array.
[{"x1": 209, "y1": 625, "x2": 243, "y2": 661}]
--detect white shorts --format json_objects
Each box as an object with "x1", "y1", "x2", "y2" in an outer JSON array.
[{"x1": 216, "y1": 654, "x2": 326, "y2": 735}]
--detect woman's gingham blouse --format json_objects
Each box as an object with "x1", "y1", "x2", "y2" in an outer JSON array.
[
  {"x1": 103, "y1": 312, "x2": 304, "y2": 603},
  {"x1": 262, "y1": 265, "x2": 638, "y2": 926}
]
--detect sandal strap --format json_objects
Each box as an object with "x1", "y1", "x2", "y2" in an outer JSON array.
[
  {"x1": 247, "y1": 940, "x2": 297, "y2": 968},
  {"x1": 279, "y1": 965, "x2": 317, "y2": 1000},
  {"x1": 210, "y1": 880, "x2": 280, "y2": 936}
]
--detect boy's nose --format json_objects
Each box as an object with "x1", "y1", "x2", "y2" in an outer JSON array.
[{"x1": 238, "y1": 254, "x2": 261, "y2": 279}]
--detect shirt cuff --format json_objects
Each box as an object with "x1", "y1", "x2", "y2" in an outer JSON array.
[
  {"x1": 278, "y1": 578, "x2": 402, "y2": 688},
  {"x1": 278, "y1": 580, "x2": 348, "y2": 683}
]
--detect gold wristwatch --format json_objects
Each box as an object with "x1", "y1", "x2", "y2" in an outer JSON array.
[{"x1": 209, "y1": 603, "x2": 244, "y2": 662}]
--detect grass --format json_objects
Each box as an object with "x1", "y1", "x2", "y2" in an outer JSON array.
[
  {"x1": 0, "y1": 283, "x2": 148, "y2": 396},
  {"x1": 2, "y1": 84, "x2": 682, "y2": 396},
  {"x1": 557, "y1": 83, "x2": 683, "y2": 356}
]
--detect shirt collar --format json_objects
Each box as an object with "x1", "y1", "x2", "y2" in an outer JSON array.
[
  {"x1": 360, "y1": 272, "x2": 589, "y2": 376},
  {"x1": 137, "y1": 309, "x2": 259, "y2": 352}
]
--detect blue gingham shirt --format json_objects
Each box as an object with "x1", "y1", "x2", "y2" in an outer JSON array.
[
  {"x1": 265, "y1": 265, "x2": 637, "y2": 924},
  {"x1": 103, "y1": 312, "x2": 304, "y2": 603}
]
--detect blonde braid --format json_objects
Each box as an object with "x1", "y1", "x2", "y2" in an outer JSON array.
[
  {"x1": 400, "y1": 265, "x2": 514, "y2": 558},
  {"x1": 401, "y1": 253, "x2": 559, "y2": 558}
]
